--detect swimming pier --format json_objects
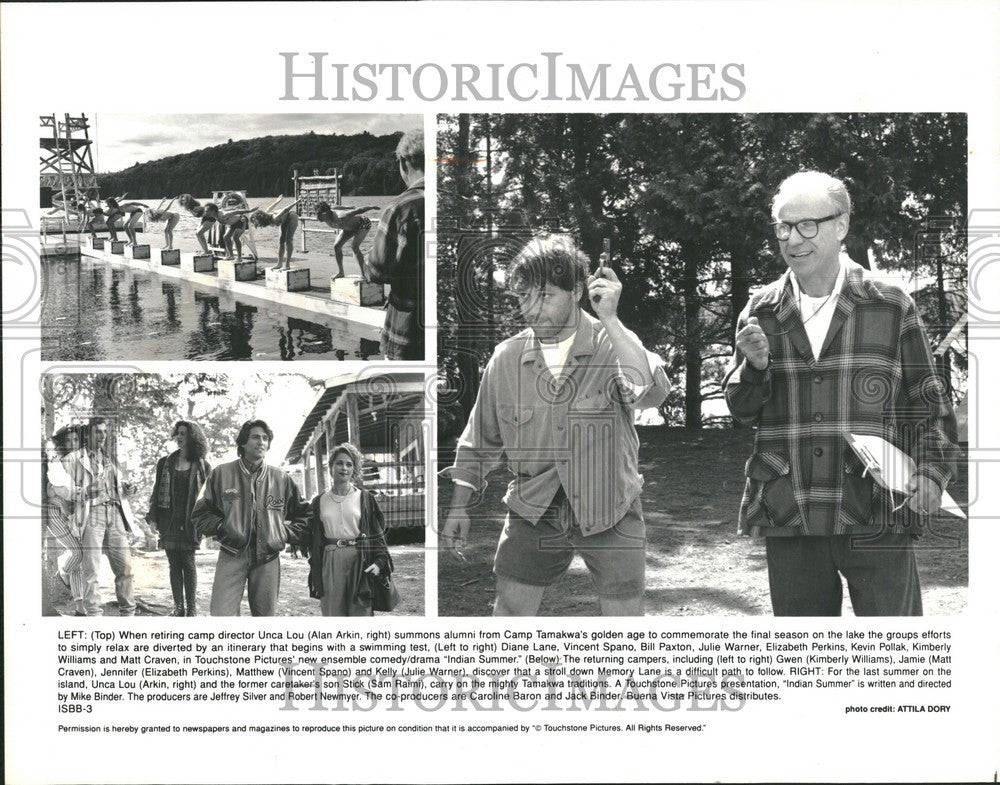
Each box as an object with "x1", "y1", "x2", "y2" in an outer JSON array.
[{"x1": 73, "y1": 237, "x2": 385, "y2": 327}]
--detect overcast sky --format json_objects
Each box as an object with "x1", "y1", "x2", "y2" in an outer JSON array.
[{"x1": 92, "y1": 114, "x2": 421, "y2": 172}]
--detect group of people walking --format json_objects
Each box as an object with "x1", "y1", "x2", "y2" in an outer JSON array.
[{"x1": 45, "y1": 418, "x2": 394, "y2": 618}]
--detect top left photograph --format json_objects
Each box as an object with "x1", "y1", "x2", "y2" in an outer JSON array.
[{"x1": 39, "y1": 113, "x2": 425, "y2": 362}]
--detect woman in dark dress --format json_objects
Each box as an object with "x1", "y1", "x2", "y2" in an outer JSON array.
[{"x1": 147, "y1": 421, "x2": 211, "y2": 616}]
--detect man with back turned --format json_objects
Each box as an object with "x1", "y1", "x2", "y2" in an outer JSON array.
[{"x1": 368, "y1": 128, "x2": 425, "y2": 361}]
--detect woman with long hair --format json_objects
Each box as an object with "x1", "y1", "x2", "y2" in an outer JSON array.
[
  {"x1": 305, "y1": 443, "x2": 391, "y2": 617},
  {"x1": 313, "y1": 201, "x2": 380, "y2": 280},
  {"x1": 147, "y1": 421, "x2": 212, "y2": 616}
]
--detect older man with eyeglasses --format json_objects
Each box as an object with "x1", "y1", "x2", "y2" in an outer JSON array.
[{"x1": 724, "y1": 171, "x2": 958, "y2": 616}]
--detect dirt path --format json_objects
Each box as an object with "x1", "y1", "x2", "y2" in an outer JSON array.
[
  {"x1": 62, "y1": 544, "x2": 424, "y2": 617},
  {"x1": 437, "y1": 428, "x2": 968, "y2": 617}
]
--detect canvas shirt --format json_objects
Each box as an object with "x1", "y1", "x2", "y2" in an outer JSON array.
[
  {"x1": 443, "y1": 311, "x2": 669, "y2": 536},
  {"x1": 725, "y1": 260, "x2": 958, "y2": 537}
]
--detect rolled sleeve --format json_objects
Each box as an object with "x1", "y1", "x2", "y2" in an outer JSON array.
[
  {"x1": 630, "y1": 348, "x2": 670, "y2": 409},
  {"x1": 606, "y1": 325, "x2": 669, "y2": 409}
]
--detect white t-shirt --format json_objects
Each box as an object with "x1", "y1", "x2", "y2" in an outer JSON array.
[
  {"x1": 537, "y1": 331, "x2": 576, "y2": 380},
  {"x1": 789, "y1": 259, "x2": 847, "y2": 361}
]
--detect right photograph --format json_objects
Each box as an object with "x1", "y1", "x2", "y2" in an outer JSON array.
[{"x1": 435, "y1": 113, "x2": 969, "y2": 617}]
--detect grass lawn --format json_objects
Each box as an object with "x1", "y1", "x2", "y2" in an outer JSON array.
[{"x1": 437, "y1": 427, "x2": 967, "y2": 617}]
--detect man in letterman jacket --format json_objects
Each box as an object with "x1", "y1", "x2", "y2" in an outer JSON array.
[{"x1": 192, "y1": 419, "x2": 309, "y2": 616}]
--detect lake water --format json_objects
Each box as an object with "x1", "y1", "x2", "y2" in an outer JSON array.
[{"x1": 40, "y1": 195, "x2": 400, "y2": 361}]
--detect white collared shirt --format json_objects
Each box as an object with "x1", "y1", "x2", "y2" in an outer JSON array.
[{"x1": 789, "y1": 257, "x2": 847, "y2": 361}]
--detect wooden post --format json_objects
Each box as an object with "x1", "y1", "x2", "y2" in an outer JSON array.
[
  {"x1": 323, "y1": 411, "x2": 335, "y2": 456},
  {"x1": 346, "y1": 392, "x2": 361, "y2": 447},
  {"x1": 55, "y1": 122, "x2": 71, "y2": 224},
  {"x1": 293, "y1": 169, "x2": 307, "y2": 253},
  {"x1": 303, "y1": 447, "x2": 314, "y2": 497},
  {"x1": 315, "y1": 437, "x2": 326, "y2": 492}
]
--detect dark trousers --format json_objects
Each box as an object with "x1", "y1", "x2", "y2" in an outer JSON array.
[
  {"x1": 765, "y1": 533, "x2": 922, "y2": 616},
  {"x1": 165, "y1": 549, "x2": 197, "y2": 613}
]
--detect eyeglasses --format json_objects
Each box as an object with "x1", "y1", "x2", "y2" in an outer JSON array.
[{"x1": 770, "y1": 213, "x2": 842, "y2": 241}]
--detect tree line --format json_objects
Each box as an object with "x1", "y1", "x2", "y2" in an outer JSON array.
[
  {"x1": 97, "y1": 131, "x2": 407, "y2": 198},
  {"x1": 437, "y1": 113, "x2": 967, "y2": 429}
]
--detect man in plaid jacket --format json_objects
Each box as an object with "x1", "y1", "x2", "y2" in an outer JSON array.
[{"x1": 725, "y1": 171, "x2": 958, "y2": 616}]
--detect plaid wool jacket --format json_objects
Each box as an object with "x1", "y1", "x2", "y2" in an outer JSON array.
[{"x1": 725, "y1": 261, "x2": 958, "y2": 538}]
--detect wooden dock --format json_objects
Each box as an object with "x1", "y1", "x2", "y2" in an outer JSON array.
[{"x1": 74, "y1": 239, "x2": 385, "y2": 328}]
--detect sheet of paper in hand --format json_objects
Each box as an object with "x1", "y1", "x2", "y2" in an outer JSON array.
[{"x1": 845, "y1": 433, "x2": 966, "y2": 519}]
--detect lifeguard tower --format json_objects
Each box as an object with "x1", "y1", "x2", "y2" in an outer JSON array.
[{"x1": 39, "y1": 114, "x2": 101, "y2": 252}]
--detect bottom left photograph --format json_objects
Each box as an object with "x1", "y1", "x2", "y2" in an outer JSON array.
[{"x1": 40, "y1": 371, "x2": 427, "y2": 618}]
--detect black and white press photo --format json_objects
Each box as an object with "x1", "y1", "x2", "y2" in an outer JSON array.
[
  {"x1": 436, "y1": 113, "x2": 969, "y2": 617},
  {"x1": 41, "y1": 371, "x2": 428, "y2": 617},
  {"x1": 39, "y1": 113, "x2": 425, "y2": 361}
]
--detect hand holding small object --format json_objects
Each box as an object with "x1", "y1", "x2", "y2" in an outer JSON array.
[
  {"x1": 902, "y1": 475, "x2": 942, "y2": 515},
  {"x1": 592, "y1": 239, "x2": 610, "y2": 303},
  {"x1": 736, "y1": 316, "x2": 771, "y2": 370}
]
